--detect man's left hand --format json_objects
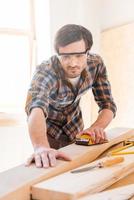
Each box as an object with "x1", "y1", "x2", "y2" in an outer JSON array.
[{"x1": 77, "y1": 126, "x2": 108, "y2": 144}]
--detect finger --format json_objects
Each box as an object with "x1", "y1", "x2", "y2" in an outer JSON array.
[
  {"x1": 25, "y1": 154, "x2": 34, "y2": 166},
  {"x1": 35, "y1": 154, "x2": 42, "y2": 168},
  {"x1": 103, "y1": 131, "x2": 108, "y2": 141},
  {"x1": 99, "y1": 129, "x2": 108, "y2": 143},
  {"x1": 98, "y1": 128, "x2": 105, "y2": 143},
  {"x1": 89, "y1": 132, "x2": 96, "y2": 143},
  {"x1": 56, "y1": 151, "x2": 72, "y2": 161},
  {"x1": 99, "y1": 128, "x2": 105, "y2": 140},
  {"x1": 95, "y1": 129, "x2": 107, "y2": 144},
  {"x1": 94, "y1": 129, "x2": 102, "y2": 144},
  {"x1": 40, "y1": 152, "x2": 49, "y2": 168},
  {"x1": 48, "y1": 152, "x2": 57, "y2": 167}
]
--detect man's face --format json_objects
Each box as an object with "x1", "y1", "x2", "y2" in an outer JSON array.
[{"x1": 58, "y1": 39, "x2": 88, "y2": 78}]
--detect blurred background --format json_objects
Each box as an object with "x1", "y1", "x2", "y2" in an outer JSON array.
[{"x1": 0, "y1": 0, "x2": 134, "y2": 172}]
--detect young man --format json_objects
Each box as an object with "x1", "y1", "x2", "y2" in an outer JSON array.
[{"x1": 25, "y1": 24, "x2": 117, "y2": 168}]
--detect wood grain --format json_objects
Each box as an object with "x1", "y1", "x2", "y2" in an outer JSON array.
[
  {"x1": 107, "y1": 172, "x2": 134, "y2": 189},
  {"x1": 0, "y1": 127, "x2": 134, "y2": 200},
  {"x1": 79, "y1": 184, "x2": 134, "y2": 200},
  {"x1": 32, "y1": 147, "x2": 134, "y2": 200}
]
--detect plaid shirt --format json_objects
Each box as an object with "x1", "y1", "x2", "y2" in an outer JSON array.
[{"x1": 25, "y1": 53, "x2": 117, "y2": 141}]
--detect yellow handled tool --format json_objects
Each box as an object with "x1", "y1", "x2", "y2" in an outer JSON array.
[
  {"x1": 71, "y1": 156, "x2": 124, "y2": 173},
  {"x1": 75, "y1": 133, "x2": 108, "y2": 146},
  {"x1": 75, "y1": 134, "x2": 94, "y2": 145}
]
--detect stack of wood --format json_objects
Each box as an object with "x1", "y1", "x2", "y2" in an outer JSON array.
[{"x1": 0, "y1": 127, "x2": 134, "y2": 200}]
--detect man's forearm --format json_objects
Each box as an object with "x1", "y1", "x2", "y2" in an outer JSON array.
[
  {"x1": 28, "y1": 108, "x2": 50, "y2": 149},
  {"x1": 26, "y1": 108, "x2": 71, "y2": 168},
  {"x1": 90, "y1": 109, "x2": 114, "y2": 129}
]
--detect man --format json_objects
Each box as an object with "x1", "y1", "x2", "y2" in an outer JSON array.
[{"x1": 25, "y1": 24, "x2": 117, "y2": 168}]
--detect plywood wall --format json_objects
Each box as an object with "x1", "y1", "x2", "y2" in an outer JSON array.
[{"x1": 100, "y1": 22, "x2": 134, "y2": 128}]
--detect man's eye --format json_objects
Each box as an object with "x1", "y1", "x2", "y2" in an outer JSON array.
[
  {"x1": 76, "y1": 54, "x2": 83, "y2": 58},
  {"x1": 62, "y1": 55, "x2": 70, "y2": 60}
]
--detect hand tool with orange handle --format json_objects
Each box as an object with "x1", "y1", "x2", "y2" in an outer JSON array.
[{"x1": 71, "y1": 156, "x2": 124, "y2": 173}]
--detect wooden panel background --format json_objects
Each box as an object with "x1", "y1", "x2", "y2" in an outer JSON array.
[{"x1": 92, "y1": 22, "x2": 134, "y2": 129}]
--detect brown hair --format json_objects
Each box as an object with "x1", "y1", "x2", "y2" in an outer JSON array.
[{"x1": 54, "y1": 24, "x2": 93, "y2": 53}]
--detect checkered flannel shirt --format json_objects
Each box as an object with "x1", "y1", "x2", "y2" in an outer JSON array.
[{"x1": 25, "y1": 53, "x2": 117, "y2": 141}]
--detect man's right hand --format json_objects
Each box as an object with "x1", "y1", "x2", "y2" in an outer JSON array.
[{"x1": 25, "y1": 146, "x2": 71, "y2": 168}]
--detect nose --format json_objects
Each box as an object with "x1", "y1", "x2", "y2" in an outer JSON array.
[{"x1": 69, "y1": 56, "x2": 78, "y2": 67}]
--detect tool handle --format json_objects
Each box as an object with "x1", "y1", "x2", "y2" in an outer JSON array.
[{"x1": 99, "y1": 156, "x2": 124, "y2": 167}]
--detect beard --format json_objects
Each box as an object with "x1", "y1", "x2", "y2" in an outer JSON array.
[{"x1": 65, "y1": 66, "x2": 82, "y2": 78}]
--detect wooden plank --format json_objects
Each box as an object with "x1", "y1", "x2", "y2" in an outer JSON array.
[
  {"x1": 79, "y1": 184, "x2": 134, "y2": 200},
  {"x1": 32, "y1": 147, "x2": 134, "y2": 200},
  {"x1": 107, "y1": 172, "x2": 134, "y2": 189},
  {"x1": 0, "y1": 127, "x2": 134, "y2": 200}
]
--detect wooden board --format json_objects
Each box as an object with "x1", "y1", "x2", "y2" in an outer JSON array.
[
  {"x1": 32, "y1": 147, "x2": 134, "y2": 200},
  {"x1": 79, "y1": 184, "x2": 134, "y2": 200},
  {"x1": 107, "y1": 172, "x2": 134, "y2": 189},
  {"x1": 101, "y1": 22, "x2": 134, "y2": 129},
  {"x1": 0, "y1": 127, "x2": 134, "y2": 200}
]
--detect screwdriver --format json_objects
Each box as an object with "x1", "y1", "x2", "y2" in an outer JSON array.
[{"x1": 71, "y1": 156, "x2": 124, "y2": 173}]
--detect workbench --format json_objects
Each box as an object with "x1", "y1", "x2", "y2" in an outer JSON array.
[{"x1": 0, "y1": 127, "x2": 134, "y2": 200}]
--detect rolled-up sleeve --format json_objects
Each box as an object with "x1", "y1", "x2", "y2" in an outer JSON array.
[
  {"x1": 92, "y1": 57, "x2": 117, "y2": 117},
  {"x1": 25, "y1": 64, "x2": 53, "y2": 117}
]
